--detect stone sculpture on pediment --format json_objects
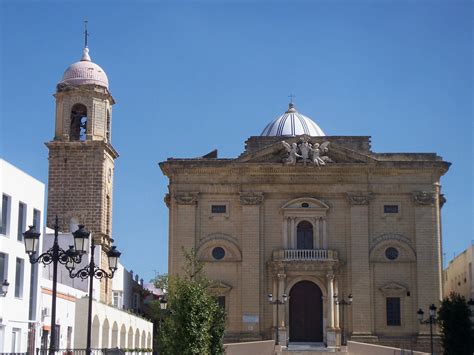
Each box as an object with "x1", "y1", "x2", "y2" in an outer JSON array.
[{"x1": 281, "y1": 136, "x2": 333, "y2": 167}]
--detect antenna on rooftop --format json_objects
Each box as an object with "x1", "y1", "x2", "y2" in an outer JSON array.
[{"x1": 84, "y1": 20, "x2": 89, "y2": 47}]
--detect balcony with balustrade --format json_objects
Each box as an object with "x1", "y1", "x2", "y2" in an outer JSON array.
[
  {"x1": 273, "y1": 249, "x2": 338, "y2": 262},
  {"x1": 268, "y1": 248, "x2": 340, "y2": 273}
]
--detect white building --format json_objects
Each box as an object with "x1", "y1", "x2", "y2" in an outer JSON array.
[
  {"x1": 443, "y1": 242, "x2": 474, "y2": 302},
  {"x1": 0, "y1": 159, "x2": 45, "y2": 353},
  {"x1": 39, "y1": 231, "x2": 153, "y2": 351}
]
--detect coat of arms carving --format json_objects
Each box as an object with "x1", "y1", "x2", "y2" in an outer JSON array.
[{"x1": 281, "y1": 137, "x2": 333, "y2": 167}]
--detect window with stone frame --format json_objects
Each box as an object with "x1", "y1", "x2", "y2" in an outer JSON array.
[
  {"x1": 386, "y1": 297, "x2": 401, "y2": 326},
  {"x1": 217, "y1": 295, "x2": 225, "y2": 309}
]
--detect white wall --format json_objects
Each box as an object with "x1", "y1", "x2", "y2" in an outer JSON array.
[
  {"x1": 74, "y1": 297, "x2": 153, "y2": 350},
  {"x1": 0, "y1": 159, "x2": 45, "y2": 353}
]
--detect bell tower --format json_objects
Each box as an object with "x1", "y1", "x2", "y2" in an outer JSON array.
[{"x1": 46, "y1": 45, "x2": 118, "y2": 302}]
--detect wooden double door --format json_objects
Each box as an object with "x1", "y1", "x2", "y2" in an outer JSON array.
[{"x1": 289, "y1": 281, "x2": 323, "y2": 342}]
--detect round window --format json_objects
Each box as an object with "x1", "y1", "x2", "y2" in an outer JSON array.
[
  {"x1": 301, "y1": 202, "x2": 309, "y2": 208},
  {"x1": 212, "y1": 247, "x2": 226, "y2": 260},
  {"x1": 385, "y1": 247, "x2": 399, "y2": 260}
]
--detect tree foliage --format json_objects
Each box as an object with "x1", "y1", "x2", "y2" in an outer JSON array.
[
  {"x1": 437, "y1": 292, "x2": 474, "y2": 355},
  {"x1": 158, "y1": 249, "x2": 225, "y2": 355},
  {"x1": 150, "y1": 272, "x2": 169, "y2": 291}
]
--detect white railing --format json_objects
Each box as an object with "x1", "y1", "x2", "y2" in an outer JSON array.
[{"x1": 273, "y1": 249, "x2": 338, "y2": 261}]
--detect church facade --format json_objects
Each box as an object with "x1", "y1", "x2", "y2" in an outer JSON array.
[{"x1": 160, "y1": 102, "x2": 450, "y2": 350}]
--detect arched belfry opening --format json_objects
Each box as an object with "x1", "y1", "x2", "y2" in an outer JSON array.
[
  {"x1": 297, "y1": 221, "x2": 314, "y2": 249},
  {"x1": 70, "y1": 103, "x2": 88, "y2": 141}
]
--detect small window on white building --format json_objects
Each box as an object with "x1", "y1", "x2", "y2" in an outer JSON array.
[
  {"x1": 17, "y1": 202, "x2": 26, "y2": 241},
  {"x1": 113, "y1": 291, "x2": 123, "y2": 309},
  {"x1": 14, "y1": 258, "x2": 24, "y2": 298},
  {"x1": 1, "y1": 194, "x2": 11, "y2": 236},
  {"x1": 133, "y1": 293, "x2": 140, "y2": 311},
  {"x1": 11, "y1": 328, "x2": 21, "y2": 353},
  {"x1": 33, "y1": 209, "x2": 41, "y2": 230}
]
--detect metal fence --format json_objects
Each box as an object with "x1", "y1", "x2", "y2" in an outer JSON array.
[{"x1": 35, "y1": 349, "x2": 152, "y2": 355}]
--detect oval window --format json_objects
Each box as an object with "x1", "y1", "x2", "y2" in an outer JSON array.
[
  {"x1": 212, "y1": 247, "x2": 226, "y2": 260},
  {"x1": 301, "y1": 203, "x2": 309, "y2": 208},
  {"x1": 385, "y1": 247, "x2": 399, "y2": 261}
]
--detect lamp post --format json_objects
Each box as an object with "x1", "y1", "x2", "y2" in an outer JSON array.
[
  {"x1": 417, "y1": 304, "x2": 437, "y2": 355},
  {"x1": 267, "y1": 293, "x2": 288, "y2": 345},
  {"x1": 23, "y1": 216, "x2": 88, "y2": 354},
  {"x1": 66, "y1": 238, "x2": 121, "y2": 355},
  {"x1": 1, "y1": 280, "x2": 9, "y2": 296},
  {"x1": 333, "y1": 293, "x2": 353, "y2": 345}
]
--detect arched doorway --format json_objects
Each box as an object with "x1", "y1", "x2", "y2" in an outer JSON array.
[
  {"x1": 289, "y1": 281, "x2": 323, "y2": 342},
  {"x1": 297, "y1": 221, "x2": 313, "y2": 249}
]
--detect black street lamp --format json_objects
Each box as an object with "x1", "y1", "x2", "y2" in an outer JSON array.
[
  {"x1": 417, "y1": 304, "x2": 437, "y2": 355},
  {"x1": 1, "y1": 280, "x2": 9, "y2": 296},
  {"x1": 66, "y1": 238, "x2": 121, "y2": 355},
  {"x1": 334, "y1": 293, "x2": 353, "y2": 346},
  {"x1": 23, "y1": 216, "x2": 88, "y2": 354},
  {"x1": 267, "y1": 293, "x2": 288, "y2": 345}
]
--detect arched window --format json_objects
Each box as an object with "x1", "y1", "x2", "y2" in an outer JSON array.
[
  {"x1": 297, "y1": 221, "x2": 313, "y2": 249},
  {"x1": 70, "y1": 104, "x2": 87, "y2": 141}
]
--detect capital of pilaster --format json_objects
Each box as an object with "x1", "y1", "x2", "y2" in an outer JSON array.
[
  {"x1": 277, "y1": 273, "x2": 287, "y2": 281},
  {"x1": 240, "y1": 192, "x2": 264, "y2": 205},
  {"x1": 412, "y1": 191, "x2": 436, "y2": 206},
  {"x1": 174, "y1": 192, "x2": 199, "y2": 205},
  {"x1": 347, "y1": 192, "x2": 374, "y2": 206},
  {"x1": 326, "y1": 272, "x2": 335, "y2": 281}
]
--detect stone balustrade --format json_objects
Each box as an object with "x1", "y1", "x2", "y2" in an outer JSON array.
[{"x1": 273, "y1": 249, "x2": 338, "y2": 261}]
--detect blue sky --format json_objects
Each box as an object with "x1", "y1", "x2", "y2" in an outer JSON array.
[{"x1": 1, "y1": 0, "x2": 472, "y2": 282}]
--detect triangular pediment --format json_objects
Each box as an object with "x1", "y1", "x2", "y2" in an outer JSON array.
[{"x1": 237, "y1": 136, "x2": 377, "y2": 165}]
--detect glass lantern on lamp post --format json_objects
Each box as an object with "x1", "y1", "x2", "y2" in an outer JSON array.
[
  {"x1": 23, "y1": 216, "x2": 88, "y2": 355},
  {"x1": 66, "y1": 238, "x2": 121, "y2": 355},
  {"x1": 1, "y1": 280, "x2": 9, "y2": 296},
  {"x1": 267, "y1": 293, "x2": 288, "y2": 345},
  {"x1": 417, "y1": 304, "x2": 437, "y2": 355},
  {"x1": 333, "y1": 293, "x2": 353, "y2": 345}
]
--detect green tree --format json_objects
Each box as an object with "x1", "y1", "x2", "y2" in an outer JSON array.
[
  {"x1": 158, "y1": 249, "x2": 225, "y2": 355},
  {"x1": 151, "y1": 272, "x2": 169, "y2": 291},
  {"x1": 437, "y1": 292, "x2": 474, "y2": 355}
]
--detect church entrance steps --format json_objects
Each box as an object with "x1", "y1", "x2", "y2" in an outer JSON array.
[{"x1": 279, "y1": 342, "x2": 347, "y2": 355}]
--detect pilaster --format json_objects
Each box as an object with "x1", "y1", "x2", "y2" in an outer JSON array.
[
  {"x1": 413, "y1": 190, "x2": 442, "y2": 334},
  {"x1": 347, "y1": 192, "x2": 373, "y2": 336},
  {"x1": 172, "y1": 192, "x2": 198, "y2": 275},
  {"x1": 240, "y1": 192, "x2": 263, "y2": 336}
]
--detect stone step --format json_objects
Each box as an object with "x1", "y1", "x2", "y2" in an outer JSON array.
[{"x1": 280, "y1": 343, "x2": 347, "y2": 355}]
